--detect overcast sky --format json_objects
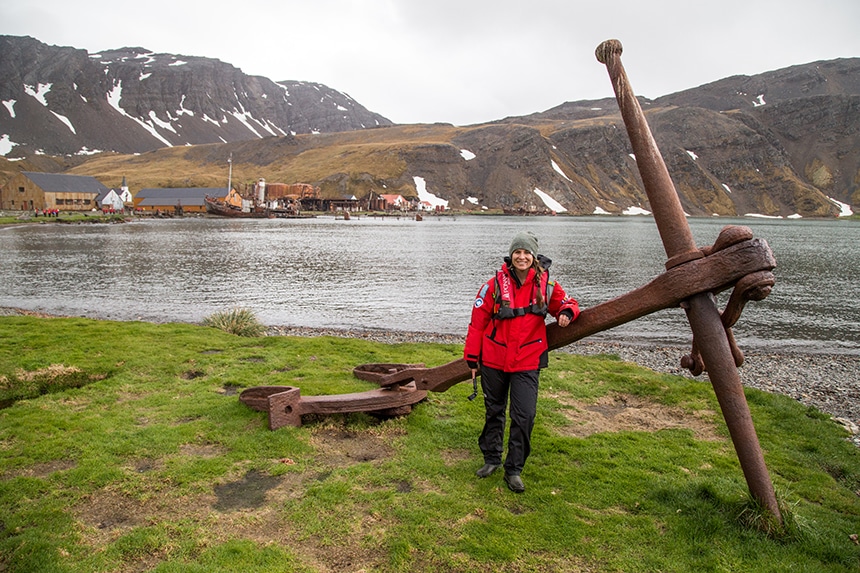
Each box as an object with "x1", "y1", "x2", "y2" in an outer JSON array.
[{"x1": 2, "y1": 0, "x2": 859, "y2": 126}]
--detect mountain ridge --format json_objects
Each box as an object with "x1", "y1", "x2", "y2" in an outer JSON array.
[
  {"x1": 0, "y1": 35, "x2": 392, "y2": 157},
  {"x1": 1, "y1": 35, "x2": 858, "y2": 217}
]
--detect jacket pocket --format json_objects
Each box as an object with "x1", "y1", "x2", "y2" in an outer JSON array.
[
  {"x1": 517, "y1": 337, "x2": 545, "y2": 367},
  {"x1": 481, "y1": 335, "x2": 507, "y2": 368}
]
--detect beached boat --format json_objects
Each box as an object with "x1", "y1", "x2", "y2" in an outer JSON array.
[
  {"x1": 204, "y1": 196, "x2": 315, "y2": 219},
  {"x1": 204, "y1": 196, "x2": 273, "y2": 218},
  {"x1": 206, "y1": 164, "x2": 318, "y2": 219}
]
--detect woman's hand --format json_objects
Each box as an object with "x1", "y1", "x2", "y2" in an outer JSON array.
[{"x1": 557, "y1": 314, "x2": 571, "y2": 328}]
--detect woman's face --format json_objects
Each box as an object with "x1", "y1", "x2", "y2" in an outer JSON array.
[{"x1": 510, "y1": 249, "x2": 534, "y2": 273}]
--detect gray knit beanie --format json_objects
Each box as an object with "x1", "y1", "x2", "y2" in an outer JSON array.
[{"x1": 508, "y1": 231, "x2": 539, "y2": 257}]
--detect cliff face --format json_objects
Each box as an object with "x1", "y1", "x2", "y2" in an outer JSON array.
[
  {"x1": 385, "y1": 90, "x2": 855, "y2": 217},
  {"x1": 2, "y1": 35, "x2": 858, "y2": 217},
  {"x1": 0, "y1": 35, "x2": 392, "y2": 156}
]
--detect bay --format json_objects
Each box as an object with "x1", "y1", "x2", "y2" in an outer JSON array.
[{"x1": 1, "y1": 215, "x2": 857, "y2": 355}]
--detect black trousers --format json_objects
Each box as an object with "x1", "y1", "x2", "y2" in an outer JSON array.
[{"x1": 478, "y1": 366, "x2": 540, "y2": 476}]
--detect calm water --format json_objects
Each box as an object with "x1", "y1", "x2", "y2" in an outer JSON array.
[{"x1": 1, "y1": 215, "x2": 858, "y2": 355}]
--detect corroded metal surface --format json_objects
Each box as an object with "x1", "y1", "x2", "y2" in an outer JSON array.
[{"x1": 239, "y1": 382, "x2": 426, "y2": 430}]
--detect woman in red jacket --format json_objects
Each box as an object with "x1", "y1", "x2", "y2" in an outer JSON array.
[{"x1": 464, "y1": 231, "x2": 579, "y2": 493}]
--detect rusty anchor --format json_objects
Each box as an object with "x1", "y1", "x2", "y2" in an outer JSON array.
[
  {"x1": 240, "y1": 363, "x2": 428, "y2": 430},
  {"x1": 240, "y1": 38, "x2": 781, "y2": 524},
  {"x1": 594, "y1": 38, "x2": 781, "y2": 522}
]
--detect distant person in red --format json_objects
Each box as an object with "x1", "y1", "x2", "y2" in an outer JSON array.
[{"x1": 464, "y1": 231, "x2": 579, "y2": 493}]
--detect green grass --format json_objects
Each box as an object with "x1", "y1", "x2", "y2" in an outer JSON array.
[
  {"x1": 0, "y1": 316, "x2": 858, "y2": 572},
  {"x1": 0, "y1": 213, "x2": 129, "y2": 225}
]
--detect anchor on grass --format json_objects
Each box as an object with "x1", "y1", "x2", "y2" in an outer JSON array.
[{"x1": 241, "y1": 39, "x2": 782, "y2": 523}]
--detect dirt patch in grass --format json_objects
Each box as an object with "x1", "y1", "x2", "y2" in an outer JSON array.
[
  {"x1": 552, "y1": 392, "x2": 723, "y2": 441},
  {"x1": 221, "y1": 384, "x2": 241, "y2": 395},
  {"x1": 78, "y1": 490, "x2": 153, "y2": 533},
  {"x1": 57, "y1": 395, "x2": 93, "y2": 411},
  {"x1": 309, "y1": 427, "x2": 397, "y2": 467},
  {"x1": 208, "y1": 465, "x2": 391, "y2": 572},
  {"x1": 127, "y1": 458, "x2": 163, "y2": 473},
  {"x1": 180, "y1": 369, "x2": 205, "y2": 380},
  {"x1": 1, "y1": 459, "x2": 76, "y2": 479},
  {"x1": 441, "y1": 447, "x2": 473, "y2": 466},
  {"x1": 209, "y1": 468, "x2": 389, "y2": 571},
  {"x1": 213, "y1": 469, "x2": 282, "y2": 511},
  {"x1": 69, "y1": 426, "x2": 403, "y2": 571},
  {"x1": 74, "y1": 488, "x2": 224, "y2": 573}
]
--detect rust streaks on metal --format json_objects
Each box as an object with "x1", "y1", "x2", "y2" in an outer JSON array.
[
  {"x1": 594, "y1": 38, "x2": 782, "y2": 523},
  {"x1": 239, "y1": 380, "x2": 427, "y2": 430}
]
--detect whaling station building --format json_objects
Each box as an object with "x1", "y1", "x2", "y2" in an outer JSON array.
[
  {"x1": 0, "y1": 171, "x2": 133, "y2": 212},
  {"x1": 131, "y1": 181, "x2": 324, "y2": 214},
  {"x1": 2, "y1": 172, "x2": 419, "y2": 215},
  {"x1": 133, "y1": 187, "x2": 238, "y2": 214}
]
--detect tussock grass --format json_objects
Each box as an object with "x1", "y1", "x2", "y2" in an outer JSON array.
[
  {"x1": 0, "y1": 363, "x2": 99, "y2": 407},
  {"x1": 0, "y1": 316, "x2": 858, "y2": 572},
  {"x1": 202, "y1": 307, "x2": 267, "y2": 337}
]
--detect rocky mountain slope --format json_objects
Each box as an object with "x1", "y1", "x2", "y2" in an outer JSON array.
[
  {"x1": 492, "y1": 57, "x2": 860, "y2": 217},
  {"x1": 0, "y1": 35, "x2": 392, "y2": 156},
  {"x1": 1, "y1": 35, "x2": 857, "y2": 217}
]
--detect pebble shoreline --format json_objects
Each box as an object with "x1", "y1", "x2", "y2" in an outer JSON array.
[{"x1": 4, "y1": 308, "x2": 857, "y2": 445}]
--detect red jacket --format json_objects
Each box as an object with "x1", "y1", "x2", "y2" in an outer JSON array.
[{"x1": 464, "y1": 263, "x2": 579, "y2": 372}]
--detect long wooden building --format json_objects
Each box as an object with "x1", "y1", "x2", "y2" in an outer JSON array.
[
  {"x1": 133, "y1": 187, "x2": 239, "y2": 214},
  {"x1": 0, "y1": 172, "x2": 109, "y2": 212}
]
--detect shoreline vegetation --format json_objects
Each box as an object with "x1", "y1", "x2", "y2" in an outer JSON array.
[{"x1": 2, "y1": 309, "x2": 859, "y2": 571}]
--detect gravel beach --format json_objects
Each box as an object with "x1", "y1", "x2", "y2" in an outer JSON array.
[{"x1": 5, "y1": 307, "x2": 857, "y2": 445}]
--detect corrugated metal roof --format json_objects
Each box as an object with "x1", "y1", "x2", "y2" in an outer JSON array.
[
  {"x1": 135, "y1": 188, "x2": 230, "y2": 207},
  {"x1": 136, "y1": 188, "x2": 229, "y2": 199},
  {"x1": 23, "y1": 172, "x2": 109, "y2": 195},
  {"x1": 137, "y1": 197, "x2": 205, "y2": 207}
]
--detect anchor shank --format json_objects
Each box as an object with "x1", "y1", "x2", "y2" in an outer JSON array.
[{"x1": 596, "y1": 39, "x2": 698, "y2": 265}]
